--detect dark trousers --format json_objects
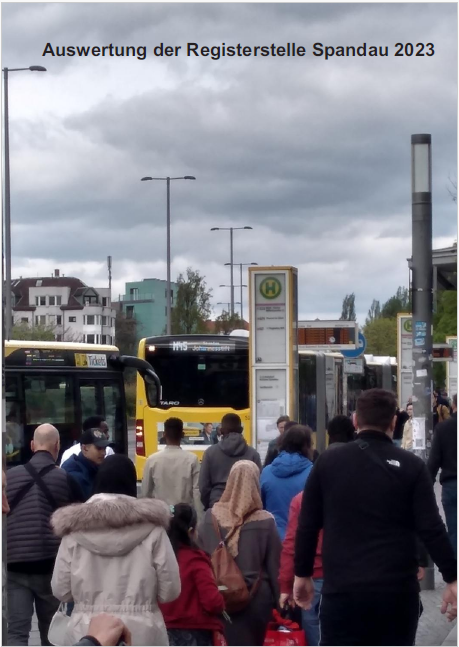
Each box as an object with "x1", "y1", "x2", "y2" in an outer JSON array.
[
  {"x1": 7, "y1": 571, "x2": 59, "y2": 646},
  {"x1": 319, "y1": 591, "x2": 420, "y2": 646},
  {"x1": 442, "y1": 479, "x2": 457, "y2": 558}
]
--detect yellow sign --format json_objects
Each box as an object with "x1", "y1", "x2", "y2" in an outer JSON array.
[
  {"x1": 259, "y1": 276, "x2": 282, "y2": 299},
  {"x1": 75, "y1": 353, "x2": 88, "y2": 367}
]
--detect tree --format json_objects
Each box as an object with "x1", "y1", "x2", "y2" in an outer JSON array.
[
  {"x1": 447, "y1": 177, "x2": 457, "y2": 203},
  {"x1": 11, "y1": 322, "x2": 56, "y2": 341},
  {"x1": 214, "y1": 311, "x2": 244, "y2": 335},
  {"x1": 433, "y1": 290, "x2": 457, "y2": 389},
  {"x1": 340, "y1": 293, "x2": 356, "y2": 321},
  {"x1": 381, "y1": 286, "x2": 410, "y2": 319},
  {"x1": 365, "y1": 299, "x2": 381, "y2": 326},
  {"x1": 363, "y1": 317, "x2": 397, "y2": 357},
  {"x1": 171, "y1": 268, "x2": 212, "y2": 334},
  {"x1": 115, "y1": 311, "x2": 138, "y2": 357}
]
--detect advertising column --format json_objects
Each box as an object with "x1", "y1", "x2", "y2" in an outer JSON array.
[
  {"x1": 397, "y1": 313, "x2": 413, "y2": 407},
  {"x1": 249, "y1": 267, "x2": 298, "y2": 462}
]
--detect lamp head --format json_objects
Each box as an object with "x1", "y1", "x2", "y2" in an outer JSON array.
[
  {"x1": 29, "y1": 66, "x2": 47, "y2": 72},
  {"x1": 184, "y1": 176, "x2": 196, "y2": 180},
  {"x1": 141, "y1": 177, "x2": 153, "y2": 181}
]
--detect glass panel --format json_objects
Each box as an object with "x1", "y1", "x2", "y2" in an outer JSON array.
[
  {"x1": 103, "y1": 382, "x2": 124, "y2": 450},
  {"x1": 5, "y1": 375, "x2": 25, "y2": 467},
  {"x1": 24, "y1": 374, "x2": 74, "y2": 425},
  {"x1": 80, "y1": 382, "x2": 98, "y2": 422},
  {"x1": 299, "y1": 355, "x2": 317, "y2": 431},
  {"x1": 146, "y1": 348, "x2": 248, "y2": 409}
]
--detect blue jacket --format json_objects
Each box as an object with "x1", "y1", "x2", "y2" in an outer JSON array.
[
  {"x1": 61, "y1": 453, "x2": 99, "y2": 501},
  {"x1": 260, "y1": 451, "x2": 313, "y2": 540}
]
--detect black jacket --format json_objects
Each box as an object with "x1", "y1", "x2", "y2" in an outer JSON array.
[
  {"x1": 428, "y1": 413, "x2": 457, "y2": 484},
  {"x1": 393, "y1": 409, "x2": 409, "y2": 440},
  {"x1": 295, "y1": 431, "x2": 456, "y2": 594},
  {"x1": 198, "y1": 432, "x2": 262, "y2": 509},
  {"x1": 7, "y1": 451, "x2": 83, "y2": 570}
]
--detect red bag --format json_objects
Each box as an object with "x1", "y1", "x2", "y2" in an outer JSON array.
[{"x1": 263, "y1": 609, "x2": 307, "y2": 646}]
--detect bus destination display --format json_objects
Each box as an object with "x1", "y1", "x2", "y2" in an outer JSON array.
[
  {"x1": 169, "y1": 340, "x2": 235, "y2": 353},
  {"x1": 24, "y1": 349, "x2": 67, "y2": 366}
]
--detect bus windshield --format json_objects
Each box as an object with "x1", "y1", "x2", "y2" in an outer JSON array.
[{"x1": 145, "y1": 343, "x2": 249, "y2": 410}]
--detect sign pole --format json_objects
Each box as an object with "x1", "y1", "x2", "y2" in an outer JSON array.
[{"x1": 411, "y1": 134, "x2": 434, "y2": 591}]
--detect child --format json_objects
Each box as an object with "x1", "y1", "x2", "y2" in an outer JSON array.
[{"x1": 160, "y1": 504, "x2": 226, "y2": 646}]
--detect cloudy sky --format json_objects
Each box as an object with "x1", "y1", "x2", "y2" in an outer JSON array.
[{"x1": 2, "y1": 2, "x2": 457, "y2": 324}]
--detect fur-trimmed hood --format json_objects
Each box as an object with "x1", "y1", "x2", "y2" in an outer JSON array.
[{"x1": 51, "y1": 494, "x2": 171, "y2": 557}]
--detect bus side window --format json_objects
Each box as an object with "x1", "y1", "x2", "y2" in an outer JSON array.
[{"x1": 5, "y1": 375, "x2": 24, "y2": 463}]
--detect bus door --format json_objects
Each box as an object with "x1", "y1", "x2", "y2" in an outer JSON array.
[{"x1": 77, "y1": 376, "x2": 126, "y2": 454}]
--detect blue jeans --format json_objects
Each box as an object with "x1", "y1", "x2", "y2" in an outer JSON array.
[
  {"x1": 442, "y1": 479, "x2": 457, "y2": 557},
  {"x1": 301, "y1": 578, "x2": 323, "y2": 646}
]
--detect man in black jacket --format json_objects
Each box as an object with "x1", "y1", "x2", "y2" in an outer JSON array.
[
  {"x1": 7, "y1": 424, "x2": 82, "y2": 646},
  {"x1": 294, "y1": 388, "x2": 457, "y2": 646},
  {"x1": 428, "y1": 393, "x2": 457, "y2": 556}
]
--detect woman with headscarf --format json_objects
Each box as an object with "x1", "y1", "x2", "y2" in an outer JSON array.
[
  {"x1": 51, "y1": 454, "x2": 180, "y2": 645},
  {"x1": 198, "y1": 460, "x2": 281, "y2": 647}
]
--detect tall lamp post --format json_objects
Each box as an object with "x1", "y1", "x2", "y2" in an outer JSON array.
[
  {"x1": 224, "y1": 262, "x2": 258, "y2": 321},
  {"x1": 141, "y1": 175, "x2": 196, "y2": 335},
  {"x1": 411, "y1": 133, "x2": 434, "y2": 591},
  {"x1": 210, "y1": 226, "x2": 252, "y2": 316},
  {"x1": 3, "y1": 65, "x2": 47, "y2": 340}
]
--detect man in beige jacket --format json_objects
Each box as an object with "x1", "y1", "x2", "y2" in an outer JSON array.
[{"x1": 141, "y1": 417, "x2": 204, "y2": 517}]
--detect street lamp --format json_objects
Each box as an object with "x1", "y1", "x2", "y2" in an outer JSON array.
[
  {"x1": 210, "y1": 226, "x2": 253, "y2": 316},
  {"x1": 3, "y1": 65, "x2": 47, "y2": 340},
  {"x1": 224, "y1": 262, "x2": 258, "y2": 321},
  {"x1": 411, "y1": 134, "x2": 434, "y2": 591},
  {"x1": 141, "y1": 175, "x2": 196, "y2": 335}
]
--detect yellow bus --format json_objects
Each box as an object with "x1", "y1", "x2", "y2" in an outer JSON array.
[
  {"x1": 5, "y1": 340, "x2": 160, "y2": 468},
  {"x1": 135, "y1": 334, "x2": 250, "y2": 478}
]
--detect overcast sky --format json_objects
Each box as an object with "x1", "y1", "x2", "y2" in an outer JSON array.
[{"x1": 2, "y1": 2, "x2": 457, "y2": 324}]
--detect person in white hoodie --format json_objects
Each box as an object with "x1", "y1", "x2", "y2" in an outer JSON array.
[
  {"x1": 51, "y1": 455, "x2": 181, "y2": 646},
  {"x1": 60, "y1": 416, "x2": 114, "y2": 466}
]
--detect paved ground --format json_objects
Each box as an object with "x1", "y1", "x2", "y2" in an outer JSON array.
[{"x1": 26, "y1": 450, "x2": 456, "y2": 646}]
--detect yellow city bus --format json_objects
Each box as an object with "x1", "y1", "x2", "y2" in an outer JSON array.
[
  {"x1": 5, "y1": 340, "x2": 160, "y2": 468},
  {"x1": 135, "y1": 335, "x2": 250, "y2": 479}
]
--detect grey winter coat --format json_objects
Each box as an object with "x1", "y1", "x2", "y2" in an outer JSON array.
[
  {"x1": 51, "y1": 494, "x2": 181, "y2": 646},
  {"x1": 6, "y1": 450, "x2": 82, "y2": 567},
  {"x1": 199, "y1": 433, "x2": 262, "y2": 509},
  {"x1": 198, "y1": 510, "x2": 281, "y2": 646}
]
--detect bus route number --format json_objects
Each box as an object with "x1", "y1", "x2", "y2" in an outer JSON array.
[{"x1": 172, "y1": 341, "x2": 188, "y2": 352}]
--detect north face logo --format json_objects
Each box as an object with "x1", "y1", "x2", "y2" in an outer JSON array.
[{"x1": 387, "y1": 459, "x2": 400, "y2": 467}]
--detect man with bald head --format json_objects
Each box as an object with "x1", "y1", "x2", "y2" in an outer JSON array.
[{"x1": 6, "y1": 424, "x2": 82, "y2": 646}]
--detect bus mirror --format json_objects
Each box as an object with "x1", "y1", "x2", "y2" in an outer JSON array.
[{"x1": 141, "y1": 369, "x2": 162, "y2": 407}]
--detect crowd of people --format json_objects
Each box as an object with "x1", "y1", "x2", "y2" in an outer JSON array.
[{"x1": 3, "y1": 389, "x2": 457, "y2": 646}]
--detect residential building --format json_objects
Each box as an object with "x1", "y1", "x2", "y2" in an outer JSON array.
[
  {"x1": 118, "y1": 278, "x2": 177, "y2": 341},
  {"x1": 11, "y1": 270, "x2": 116, "y2": 344}
]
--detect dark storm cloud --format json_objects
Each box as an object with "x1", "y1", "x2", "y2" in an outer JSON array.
[{"x1": 2, "y1": 2, "x2": 457, "y2": 318}]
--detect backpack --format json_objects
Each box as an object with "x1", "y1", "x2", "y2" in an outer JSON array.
[{"x1": 210, "y1": 513, "x2": 260, "y2": 614}]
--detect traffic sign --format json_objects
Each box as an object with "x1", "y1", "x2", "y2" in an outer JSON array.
[{"x1": 341, "y1": 331, "x2": 366, "y2": 358}]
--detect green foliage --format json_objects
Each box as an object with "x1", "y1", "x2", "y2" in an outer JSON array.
[
  {"x1": 365, "y1": 299, "x2": 381, "y2": 327},
  {"x1": 381, "y1": 287, "x2": 410, "y2": 319},
  {"x1": 363, "y1": 317, "x2": 397, "y2": 356},
  {"x1": 340, "y1": 293, "x2": 356, "y2": 321},
  {"x1": 171, "y1": 268, "x2": 212, "y2": 334},
  {"x1": 115, "y1": 311, "x2": 138, "y2": 357},
  {"x1": 12, "y1": 322, "x2": 55, "y2": 341},
  {"x1": 214, "y1": 311, "x2": 244, "y2": 335},
  {"x1": 124, "y1": 381, "x2": 136, "y2": 418},
  {"x1": 433, "y1": 291, "x2": 457, "y2": 343}
]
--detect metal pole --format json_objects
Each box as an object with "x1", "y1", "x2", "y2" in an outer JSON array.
[
  {"x1": 166, "y1": 177, "x2": 171, "y2": 335},
  {"x1": 240, "y1": 264, "x2": 243, "y2": 321},
  {"x1": 4, "y1": 68, "x2": 12, "y2": 340},
  {"x1": 411, "y1": 133, "x2": 434, "y2": 591},
  {"x1": 230, "y1": 229, "x2": 234, "y2": 317},
  {"x1": 2, "y1": 206, "x2": 7, "y2": 646}
]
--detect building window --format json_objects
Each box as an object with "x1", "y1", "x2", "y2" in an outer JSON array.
[
  {"x1": 21, "y1": 318, "x2": 28, "y2": 324},
  {"x1": 126, "y1": 306, "x2": 134, "y2": 319},
  {"x1": 49, "y1": 296, "x2": 55, "y2": 306},
  {"x1": 102, "y1": 316, "x2": 108, "y2": 326},
  {"x1": 55, "y1": 334, "x2": 62, "y2": 342},
  {"x1": 56, "y1": 296, "x2": 62, "y2": 306},
  {"x1": 56, "y1": 315, "x2": 62, "y2": 326},
  {"x1": 130, "y1": 288, "x2": 139, "y2": 300},
  {"x1": 85, "y1": 315, "x2": 95, "y2": 325},
  {"x1": 165, "y1": 306, "x2": 167, "y2": 316},
  {"x1": 35, "y1": 315, "x2": 46, "y2": 325},
  {"x1": 69, "y1": 316, "x2": 76, "y2": 323},
  {"x1": 35, "y1": 296, "x2": 46, "y2": 306},
  {"x1": 86, "y1": 334, "x2": 95, "y2": 343},
  {"x1": 102, "y1": 297, "x2": 109, "y2": 307}
]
